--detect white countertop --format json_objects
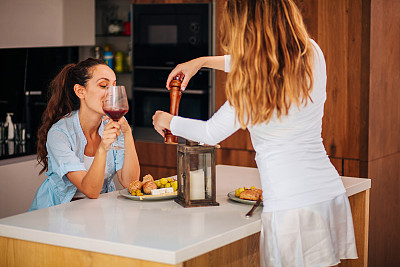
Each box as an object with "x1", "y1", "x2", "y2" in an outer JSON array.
[{"x1": 0, "y1": 165, "x2": 371, "y2": 265}]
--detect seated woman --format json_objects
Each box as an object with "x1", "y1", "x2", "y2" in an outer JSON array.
[{"x1": 29, "y1": 58, "x2": 140, "y2": 211}]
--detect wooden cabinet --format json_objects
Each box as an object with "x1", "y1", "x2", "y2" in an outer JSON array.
[
  {"x1": 295, "y1": 0, "x2": 370, "y2": 178},
  {"x1": 135, "y1": 141, "x2": 178, "y2": 178},
  {"x1": 295, "y1": 1, "x2": 400, "y2": 265}
]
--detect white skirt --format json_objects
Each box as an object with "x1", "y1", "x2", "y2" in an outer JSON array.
[{"x1": 260, "y1": 193, "x2": 357, "y2": 267}]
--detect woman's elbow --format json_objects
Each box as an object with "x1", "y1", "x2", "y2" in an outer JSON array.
[
  {"x1": 84, "y1": 189, "x2": 100, "y2": 199},
  {"x1": 202, "y1": 137, "x2": 220, "y2": 146},
  {"x1": 86, "y1": 192, "x2": 100, "y2": 199}
]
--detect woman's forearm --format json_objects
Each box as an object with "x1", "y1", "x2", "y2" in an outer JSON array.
[
  {"x1": 200, "y1": 56, "x2": 225, "y2": 71},
  {"x1": 69, "y1": 147, "x2": 108, "y2": 199},
  {"x1": 119, "y1": 130, "x2": 140, "y2": 187}
]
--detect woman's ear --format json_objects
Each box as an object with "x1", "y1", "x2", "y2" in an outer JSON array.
[{"x1": 74, "y1": 84, "x2": 85, "y2": 99}]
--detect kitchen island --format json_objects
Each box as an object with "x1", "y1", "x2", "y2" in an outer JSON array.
[{"x1": 0, "y1": 165, "x2": 371, "y2": 266}]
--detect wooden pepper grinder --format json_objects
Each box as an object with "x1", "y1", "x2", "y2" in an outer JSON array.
[{"x1": 165, "y1": 76, "x2": 183, "y2": 144}]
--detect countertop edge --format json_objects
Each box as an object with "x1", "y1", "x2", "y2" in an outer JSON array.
[
  {"x1": 341, "y1": 177, "x2": 371, "y2": 197},
  {"x1": 0, "y1": 154, "x2": 37, "y2": 166},
  {"x1": 0, "y1": 219, "x2": 263, "y2": 265}
]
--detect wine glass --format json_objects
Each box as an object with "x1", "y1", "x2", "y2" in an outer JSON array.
[{"x1": 102, "y1": 85, "x2": 129, "y2": 150}]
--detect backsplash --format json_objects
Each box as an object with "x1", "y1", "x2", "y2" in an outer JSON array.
[{"x1": 0, "y1": 47, "x2": 79, "y2": 159}]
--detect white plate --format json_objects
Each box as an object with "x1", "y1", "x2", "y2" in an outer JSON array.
[
  {"x1": 227, "y1": 191, "x2": 263, "y2": 206},
  {"x1": 119, "y1": 188, "x2": 177, "y2": 201}
]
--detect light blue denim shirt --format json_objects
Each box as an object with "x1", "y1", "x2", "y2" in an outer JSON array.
[{"x1": 29, "y1": 110, "x2": 124, "y2": 211}]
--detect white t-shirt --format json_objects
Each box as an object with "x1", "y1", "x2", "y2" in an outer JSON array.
[
  {"x1": 170, "y1": 39, "x2": 345, "y2": 212},
  {"x1": 73, "y1": 155, "x2": 109, "y2": 199}
]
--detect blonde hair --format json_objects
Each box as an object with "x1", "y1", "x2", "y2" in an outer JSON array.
[{"x1": 221, "y1": 0, "x2": 314, "y2": 128}]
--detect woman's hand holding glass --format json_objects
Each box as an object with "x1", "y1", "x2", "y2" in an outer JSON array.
[
  {"x1": 102, "y1": 85, "x2": 129, "y2": 150},
  {"x1": 100, "y1": 119, "x2": 121, "y2": 151}
]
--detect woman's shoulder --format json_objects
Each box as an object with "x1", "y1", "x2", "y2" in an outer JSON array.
[
  {"x1": 48, "y1": 111, "x2": 80, "y2": 138},
  {"x1": 309, "y1": 39, "x2": 325, "y2": 62}
]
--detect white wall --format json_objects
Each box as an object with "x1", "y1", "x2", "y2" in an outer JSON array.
[
  {"x1": 0, "y1": 0, "x2": 95, "y2": 48},
  {"x1": 0, "y1": 156, "x2": 46, "y2": 219}
]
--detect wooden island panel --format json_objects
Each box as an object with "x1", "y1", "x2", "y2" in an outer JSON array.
[{"x1": 0, "y1": 236, "x2": 179, "y2": 267}]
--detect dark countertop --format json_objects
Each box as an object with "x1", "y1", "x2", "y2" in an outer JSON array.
[{"x1": 0, "y1": 140, "x2": 35, "y2": 161}]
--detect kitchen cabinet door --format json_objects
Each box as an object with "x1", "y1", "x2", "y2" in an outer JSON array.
[{"x1": 0, "y1": 0, "x2": 95, "y2": 48}]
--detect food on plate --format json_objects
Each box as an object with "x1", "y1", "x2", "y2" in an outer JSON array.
[
  {"x1": 239, "y1": 189, "x2": 260, "y2": 201},
  {"x1": 252, "y1": 188, "x2": 263, "y2": 198},
  {"x1": 142, "y1": 174, "x2": 154, "y2": 184},
  {"x1": 151, "y1": 187, "x2": 174, "y2": 195},
  {"x1": 128, "y1": 180, "x2": 143, "y2": 194},
  {"x1": 128, "y1": 175, "x2": 178, "y2": 196},
  {"x1": 155, "y1": 177, "x2": 178, "y2": 191},
  {"x1": 143, "y1": 181, "x2": 158, "y2": 194},
  {"x1": 235, "y1": 187, "x2": 245, "y2": 197},
  {"x1": 234, "y1": 186, "x2": 263, "y2": 201},
  {"x1": 171, "y1": 181, "x2": 178, "y2": 191},
  {"x1": 134, "y1": 189, "x2": 143, "y2": 196},
  {"x1": 159, "y1": 178, "x2": 168, "y2": 185}
]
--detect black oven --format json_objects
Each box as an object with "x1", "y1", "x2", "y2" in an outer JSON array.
[
  {"x1": 133, "y1": 90, "x2": 209, "y2": 128},
  {"x1": 131, "y1": 3, "x2": 213, "y2": 137}
]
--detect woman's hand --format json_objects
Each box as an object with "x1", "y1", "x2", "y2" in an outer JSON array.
[
  {"x1": 166, "y1": 56, "x2": 225, "y2": 91},
  {"x1": 152, "y1": 111, "x2": 174, "y2": 137},
  {"x1": 166, "y1": 57, "x2": 205, "y2": 91},
  {"x1": 117, "y1": 116, "x2": 132, "y2": 135},
  {"x1": 100, "y1": 117, "x2": 121, "y2": 150}
]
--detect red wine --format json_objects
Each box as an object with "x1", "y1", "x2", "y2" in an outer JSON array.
[{"x1": 103, "y1": 108, "x2": 128, "y2": 121}]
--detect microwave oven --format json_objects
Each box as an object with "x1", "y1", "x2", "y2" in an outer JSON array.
[{"x1": 132, "y1": 3, "x2": 211, "y2": 67}]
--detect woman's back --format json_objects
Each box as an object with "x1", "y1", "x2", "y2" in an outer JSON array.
[{"x1": 247, "y1": 39, "x2": 345, "y2": 212}]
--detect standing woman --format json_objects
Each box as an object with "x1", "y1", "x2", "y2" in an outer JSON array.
[
  {"x1": 153, "y1": 0, "x2": 357, "y2": 266},
  {"x1": 30, "y1": 58, "x2": 140, "y2": 211}
]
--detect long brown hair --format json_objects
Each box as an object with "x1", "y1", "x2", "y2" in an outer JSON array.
[
  {"x1": 220, "y1": 0, "x2": 314, "y2": 128},
  {"x1": 37, "y1": 58, "x2": 106, "y2": 174}
]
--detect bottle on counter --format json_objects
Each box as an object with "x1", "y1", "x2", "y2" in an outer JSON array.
[{"x1": 4, "y1": 113, "x2": 14, "y2": 140}]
